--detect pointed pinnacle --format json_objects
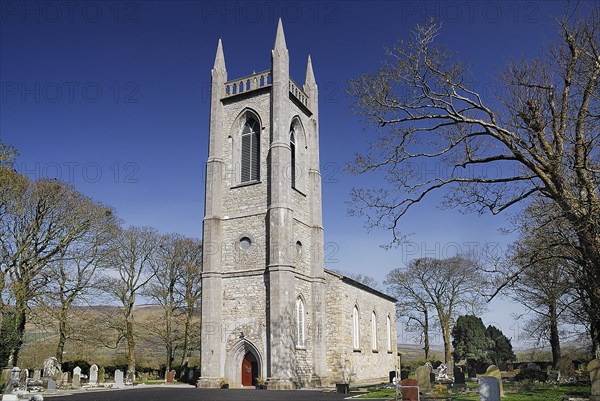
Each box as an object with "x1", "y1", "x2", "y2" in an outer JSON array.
[
  {"x1": 274, "y1": 18, "x2": 287, "y2": 51},
  {"x1": 305, "y1": 54, "x2": 316, "y2": 87},
  {"x1": 213, "y1": 38, "x2": 226, "y2": 72}
]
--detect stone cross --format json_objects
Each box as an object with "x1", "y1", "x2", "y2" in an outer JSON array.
[
  {"x1": 416, "y1": 365, "x2": 431, "y2": 393},
  {"x1": 89, "y1": 365, "x2": 98, "y2": 386},
  {"x1": 485, "y1": 365, "x2": 503, "y2": 397},
  {"x1": 73, "y1": 366, "x2": 81, "y2": 388},
  {"x1": 589, "y1": 359, "x2": 600, "y2": 401},
  {"x1": 114, "y1": 370, "x2": 124, "y2": 388},
  {"x1": 479, "y1": 376, "x2": 501, "y2": 401}
]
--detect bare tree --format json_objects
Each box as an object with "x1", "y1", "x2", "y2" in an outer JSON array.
[
  {"x1": 36, "y1": 206, "x2": 119, "y2": 363},
  {"x1": 0, "y1": 177, "x2": 115, "y2": 366},
  {"x1": 103, "y1": 226, "x2": 158, "y2": 382},
  {"x1": 174, "y1": 236, "x2": 202, "y2": 371},
  {"x1": 384, "y1": 266, "x2": 432, "y2": 359},
  {"x1": 347, "y1": 10, "x2": 600, "y2": 357},
  {"x1": 386, "y1": 257, "x2": 487, "y2": 365},
  {"x1": 142, "y1": 233, "x2": 200, "y2": 375}
]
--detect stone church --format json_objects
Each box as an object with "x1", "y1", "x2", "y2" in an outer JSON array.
[{"x1": 198, "y1": 20, "x2": 398, "y2": 389}]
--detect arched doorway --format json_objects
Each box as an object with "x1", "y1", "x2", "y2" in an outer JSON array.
[{"x1": 241, "y1": 351, "x2": 258, "y2": 386}]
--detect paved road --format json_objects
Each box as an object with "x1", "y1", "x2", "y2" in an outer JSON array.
[{"x1": 46, "y1": 386, "x2": 355, "y2": 401}]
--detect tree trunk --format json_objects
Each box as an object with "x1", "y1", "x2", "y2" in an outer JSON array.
[
  {"x1": 423, "y1": 309, "x2": 430, "y2": 360},
  {"x1": 548, "y1": 303, "x2": 561, "y2": 370},
  {"x1": 8, "y1": 295, "x2": 28, "y2": 367},
  {"x1": 165, "y1": 308, "x2": 172, "y2": 373},
  {"x1": 126, "y1": 316, "x2": 136, "y2": 381},
  {"x1": 55, "y1": 305, "x2": 69, "y2": 363},
  {"x1": 441, "y1": 318, "x2": 452, "y2": 366}
]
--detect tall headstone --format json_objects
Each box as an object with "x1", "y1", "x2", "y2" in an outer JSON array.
[
  {"x1": 33, "y1": 370, "x2": 41, "y2": 381},
  {"x1": 485, "y1": 365, "x2": 503, "y2": 397},
  {"x1": 114, "y1": 370, "x2": 124, "y2": 388},
  {"x1": 73, "y1": 366, "x2": 81, "y2": 388},
  {"x1": 479, "y1": 376, "x2": 500, "y2": 401},
  {"x1": 453, "y1": 366, "x2": 466, "y2": 387},
  {"x1": 589, "y1": 359, "x2": 600, "y2": 401},
  {"x1": 47, "y1": 379, "x2": 56, "y2": 394},
  {"x1": 98, "y1": 367, "x2": 105, "y2": 384},
  {"x1": 89, "y1": 365, "x2": 98, "y2": 386},
  {"x1": 19, "y1": 368, "x2": 28, "y2": 390},
  {"x1": 416, "y1": 365, "x2": 431, "y2": 393},
  {"x1": 61, "y1": 372, "x2": 69, "y2": 386},
  {"x1": 126, "y1": 369, "x2": 134, "y2": 385}
]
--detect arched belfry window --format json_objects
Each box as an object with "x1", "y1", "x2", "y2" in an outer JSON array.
[
  {"x1": 296, "y1": 297, "x2": 305, "y2": 347},
  {"x1": 241, "y1": 118, "x2": 260, "y2": 182},
  {"x1": 290, "y1": 129, "x2": 296, "y2": 188},
  {"x1": 353, "y1": 305, "x2": 360, "y2": 349}
]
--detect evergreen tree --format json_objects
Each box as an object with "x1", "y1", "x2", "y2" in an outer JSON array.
[
  {"x1": 486, "y1": 325, "x2": 516, "y2": 366},
  {"x1": 452, "y1": 315, "x2": 493, "y2": 373}
]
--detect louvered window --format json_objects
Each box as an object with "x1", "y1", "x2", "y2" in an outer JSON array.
[{"x1": 241, "y1": 118, "x2": 260, "y2": 182}]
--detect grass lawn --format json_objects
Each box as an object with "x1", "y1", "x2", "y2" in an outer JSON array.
[{"x1": 357, "y1": 383, "x2": 590, "y2": 400}]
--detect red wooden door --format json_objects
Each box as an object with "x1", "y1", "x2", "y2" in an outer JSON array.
[{"x1": 241, "y1": 355, "x2": 253, "y2": 386}]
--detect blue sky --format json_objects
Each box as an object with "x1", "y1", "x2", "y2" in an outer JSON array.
[{"x1": 0, "y1": 0, "x2": 579, "y2": 346}]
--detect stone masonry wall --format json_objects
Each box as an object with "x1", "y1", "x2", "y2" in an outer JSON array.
[{"x1": 324, "y1": 270, "x2": 397, "y2": 386}]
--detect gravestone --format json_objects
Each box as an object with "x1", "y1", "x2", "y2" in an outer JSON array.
[
  {"x1": 166, "y1": 370, "x2": 175, "y2": 384},
  {"x1": 589, "y1": 359, "x2": 600, "y2": 401},
  {"x1": 548, "y1": 370, "x2": 560, "y2": 381},
  {"x1": 3, "y1": 367, "x2": 20, "y2": 394},
  {"x1": 436, "y1": 363, "x2": 450, "y2": 381},
  {"x1": 33, "y1": 370, "x2": 41, "y2": 381},
  {"x1": 479, "y1": 376, "x2": 500, "y2": 401},
  {"x1": 98, "y1": 367, "x2": 105, "y2": 384},
  {"x1": 485, "y1": 365, "x2": 503, "y2": 397},
  {"x1": 416, "y1": 365, "x2": 431, "y2": 393},
  {"x1": 89, "y1": 365, "x2": 98, "y2": 386},
  {"x1": 47, "y1": 379, "x2": 56, "y2": 394},
  {"x1": 73, "y1": 366, "x2": 81, "y2": 388},
  {"x1": 19, "y1": 368, "x2": 28, "y2": 390},
  {"x1": 61, "y1": 372, "x2": 70, "y2": 387},
  {"x1": 43, "y1": 357, "x2": 60, "y2": 380},
  {"x1": 400, "y1": 378, "x2": 419, "y2": 401},
  {"x1": 126, "y1": 369, "x2": 135, "y2": 385},
  {"x1": 114, "y1": 370, "x2": 124, "y2": 388},
  {"x1": 453, "y1": 366, "x2": 466, "y2": 387}
]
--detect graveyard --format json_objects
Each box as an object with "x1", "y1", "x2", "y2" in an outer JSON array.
[{"x1": 357, "y1": 359, "x2": 598, "y2": 401}]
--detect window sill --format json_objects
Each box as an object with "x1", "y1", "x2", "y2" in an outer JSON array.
[
  {"x1": 295, "y1": 346, "x2": 307, "y2": 351},
  {"x1": 231, "y1": 180, "x2": 261, "y2": 189},
  {"x1": 387, "y1": 351, "x2": 393, "y2": 354},
  {"x1": 353, "y1": 349, "x2": 361, "y2": 353},
  {"x1": 372, "y1": 350, "x2": 379, "y2": 353}
]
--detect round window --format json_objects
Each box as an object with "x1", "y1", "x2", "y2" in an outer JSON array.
[{"x1": 240, "y1": 237, "x2": 252, "y2": 250}]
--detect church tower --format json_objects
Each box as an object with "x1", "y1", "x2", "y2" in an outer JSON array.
[{"x1": 199, "y1": 19, "x2": 327, "y2": 389}]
